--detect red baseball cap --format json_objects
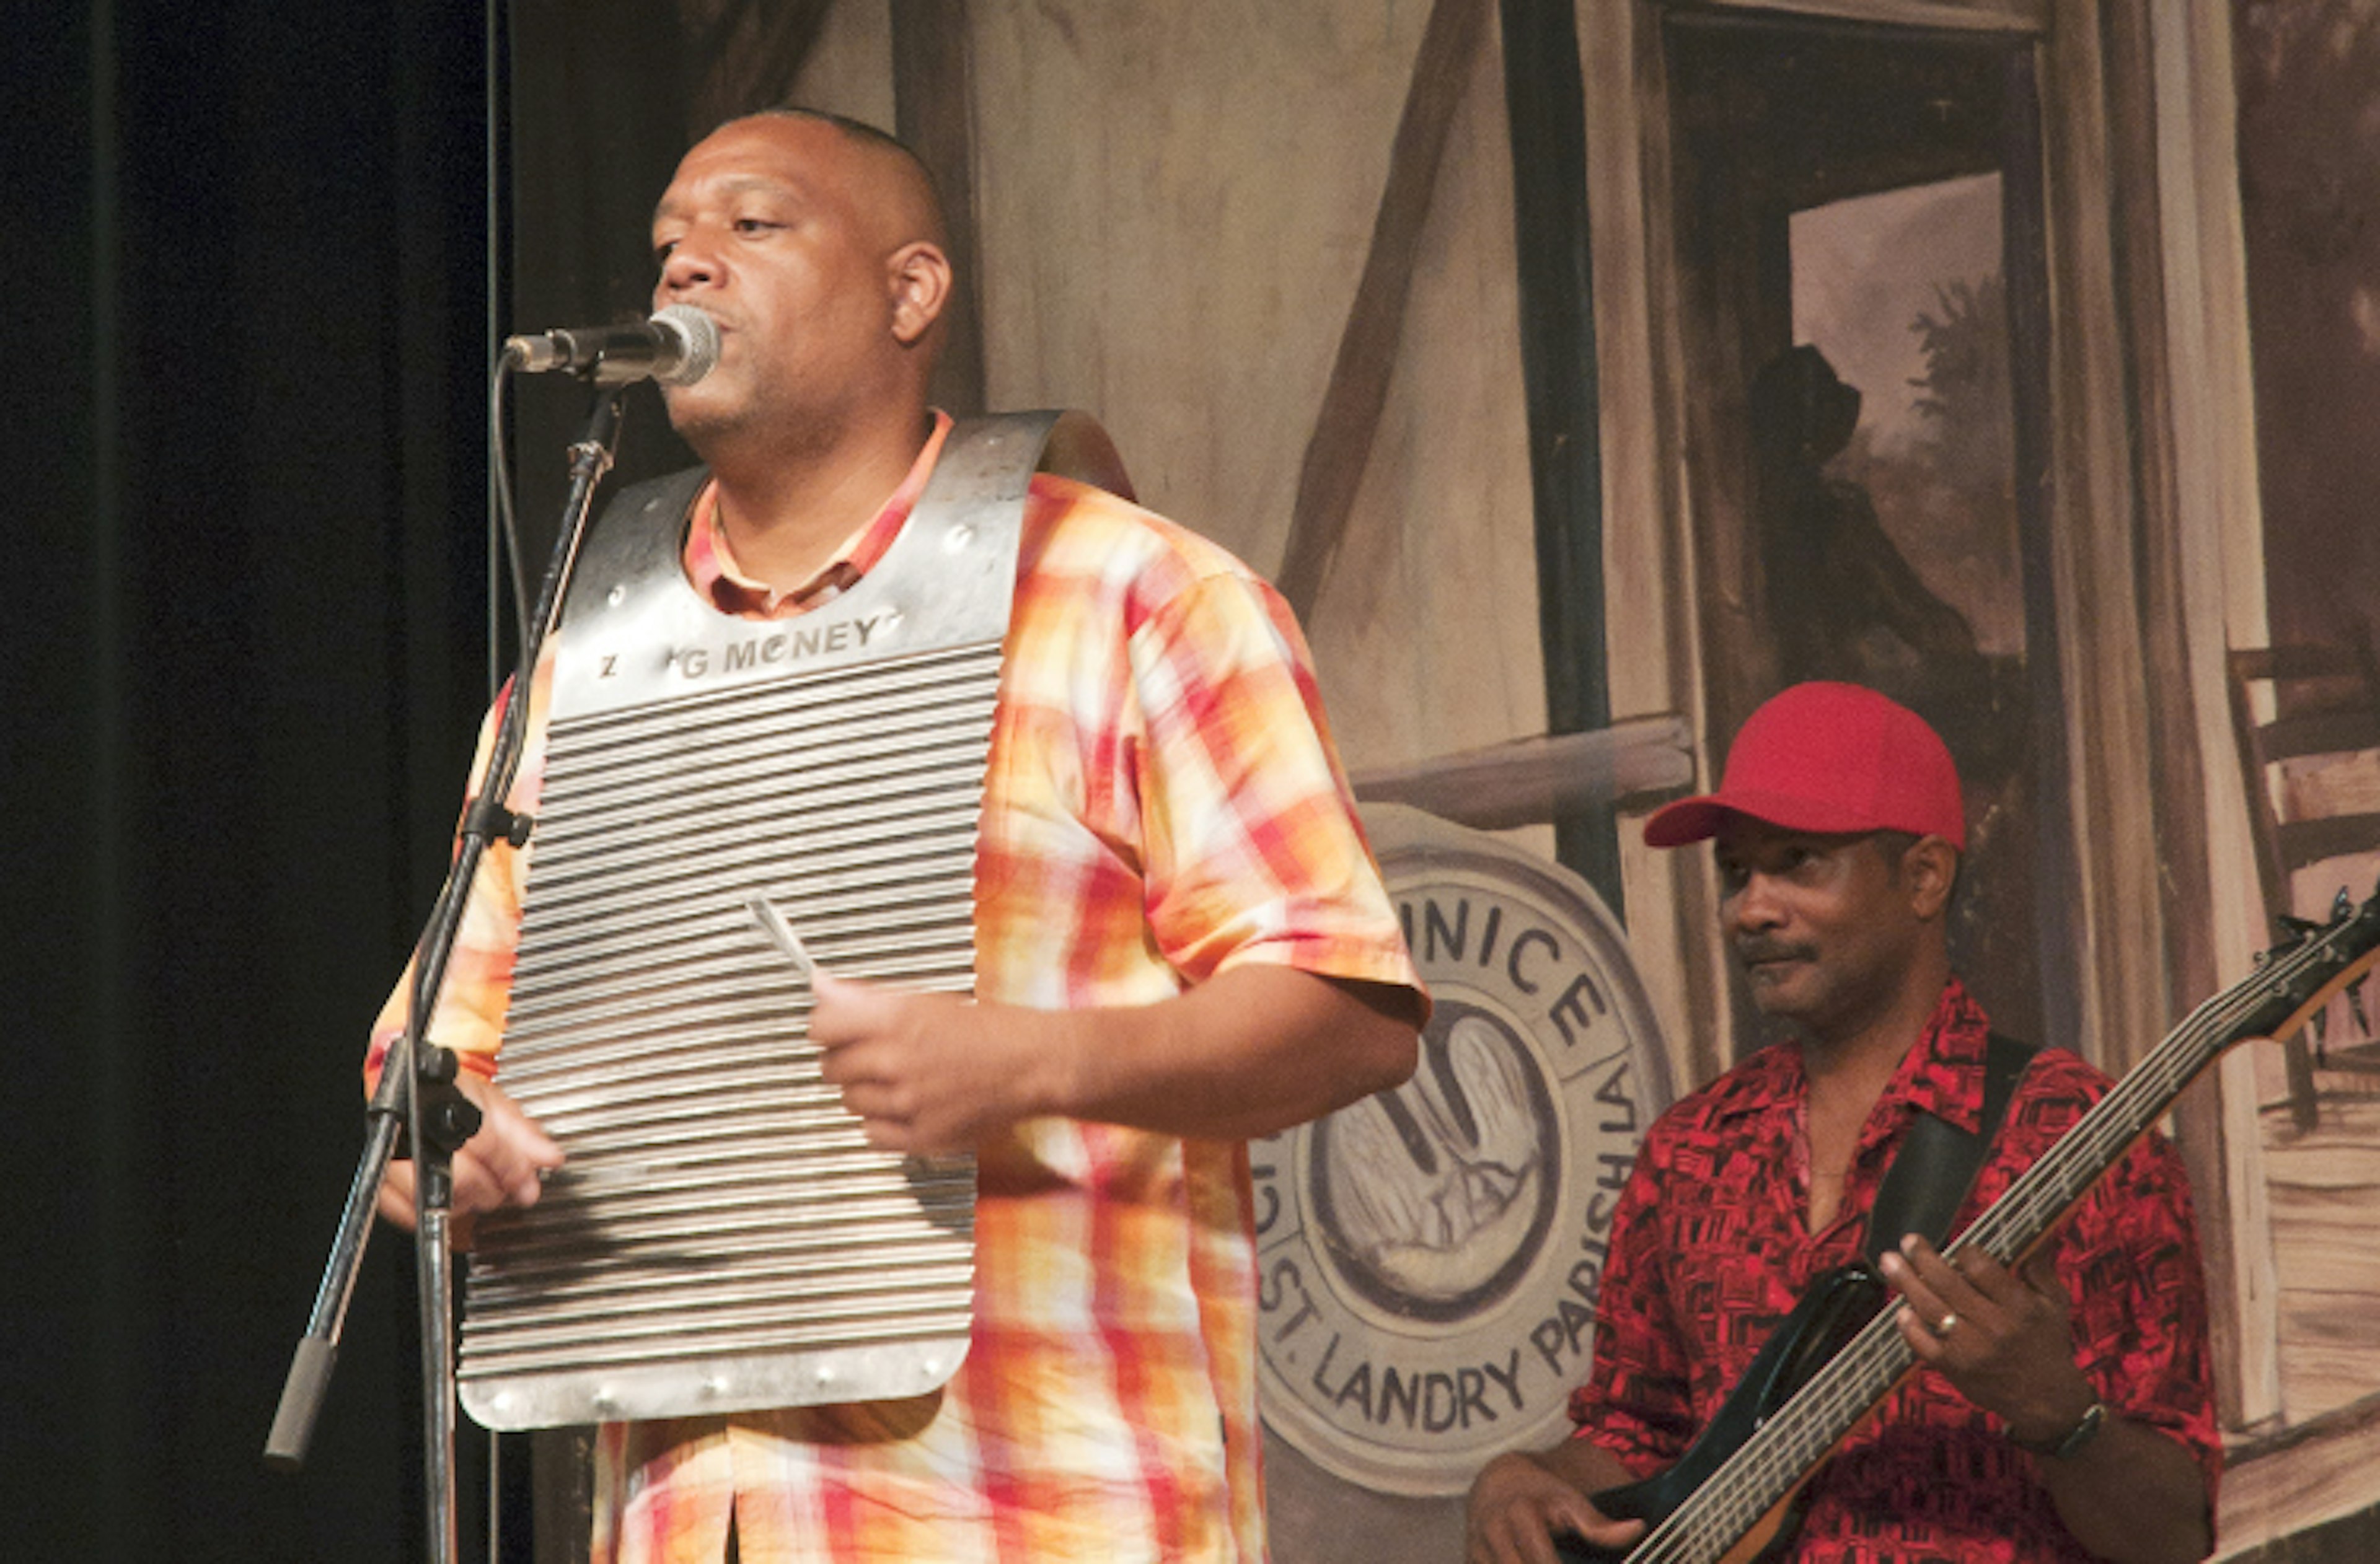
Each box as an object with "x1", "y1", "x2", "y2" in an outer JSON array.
[{"x1": 1643, "y1": 682, "x2": 1966, "y2": 850}]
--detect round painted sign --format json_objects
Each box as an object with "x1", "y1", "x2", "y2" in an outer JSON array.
[{"x1": 1253, "y1": 805, "x2": 1673, "y2": 1495}]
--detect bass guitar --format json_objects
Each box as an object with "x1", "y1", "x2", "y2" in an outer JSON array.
[{"x1": 1558, "y1": 885, "x2": 2380, "y2": 1564}]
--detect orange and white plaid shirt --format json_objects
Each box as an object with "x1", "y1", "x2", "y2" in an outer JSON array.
[{"x1": 371, "y1": 415, "x2": 1421, "y2": 1563}]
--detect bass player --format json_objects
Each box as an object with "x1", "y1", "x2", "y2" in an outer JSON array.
[{"x1": 1465, "y1": 681, "x2": 2218, "y2": 1563}]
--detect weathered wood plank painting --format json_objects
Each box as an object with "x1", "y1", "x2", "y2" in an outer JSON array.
[{"x1": 500, "y1": 2, "x2": 2380, "y2": 1558}]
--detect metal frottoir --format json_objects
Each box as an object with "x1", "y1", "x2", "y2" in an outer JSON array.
[{"x1": 457, "y1": 413, "x2": 1129, "y2": 1431}]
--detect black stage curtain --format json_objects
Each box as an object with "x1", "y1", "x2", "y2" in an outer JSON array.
[{"x1": 12, "y1": 2, "x2": 506, "y2": 1557}]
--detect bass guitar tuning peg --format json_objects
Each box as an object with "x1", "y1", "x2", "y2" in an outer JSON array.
[
  {"x1": 2334, "y1": 887, "x2": 2357, "y2": 922},
  {"x1": 2276, "y1": 913, "x2": 2325, "y2": 946}
]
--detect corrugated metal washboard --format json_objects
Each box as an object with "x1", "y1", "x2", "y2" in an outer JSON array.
[{"x1": 457, "y1": 412, "x2": 1117, "y2": 1430}]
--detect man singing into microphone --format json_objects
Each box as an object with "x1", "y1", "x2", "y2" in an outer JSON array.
[{"x1": 365, "y1": 109, "x2": 1425, "y2": 1562}]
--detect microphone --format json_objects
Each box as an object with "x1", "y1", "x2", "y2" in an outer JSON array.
[{"x1": 501, "y1": 304, "x2": 721, "y2": 386}]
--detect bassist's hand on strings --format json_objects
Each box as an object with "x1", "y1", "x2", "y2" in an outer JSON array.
[
  {"x1": 1465, "y1": 1441, "x2": 1644, "y2": 1564},
  {"x1": 1880, "y1": 1234, "x2": 2099, "y2": 1446}
]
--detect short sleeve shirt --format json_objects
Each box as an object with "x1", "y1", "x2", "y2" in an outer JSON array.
[
  {"x1": 1568, "y1": 980, "x2": 2219, "y2": 1563},
  {"x1": 371, "y1": 416, "x2": 1422, "y2": 1562}
]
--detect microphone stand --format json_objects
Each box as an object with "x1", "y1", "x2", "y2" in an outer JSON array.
[{"x1": 268, "y1": 381, "x2": 630, "y2": 1564}]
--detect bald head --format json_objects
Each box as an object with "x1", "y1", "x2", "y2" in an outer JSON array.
[
  {"x1": 669, "y1": 108, "x2": 950, "y2": 283},
  {"x1": 650, "y1": 109, "x2": 954, "y2": 460},
  {"x1": 742, "y1": 109, "x2": 950, "y2": 250}
]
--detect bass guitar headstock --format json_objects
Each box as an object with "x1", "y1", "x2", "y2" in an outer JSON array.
[{"x1": 2251, "y1": 881, "x2": 2380, "y2": 1047}]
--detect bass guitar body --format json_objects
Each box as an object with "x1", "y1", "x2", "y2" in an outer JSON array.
[{"x1": 1554, "y1": 1264, "x2": 1886, "y2": 1564}]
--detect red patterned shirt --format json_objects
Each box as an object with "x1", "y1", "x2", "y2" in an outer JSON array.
[
  {"x1": 1568, "y1": 980, "x2": 2218, "y2": 1562},
  {"x1": 371, "y1": 415, "x2": 1422, "y2": 1562}
]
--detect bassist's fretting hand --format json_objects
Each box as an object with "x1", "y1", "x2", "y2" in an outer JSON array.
[
  {"x1": 1880, "y1": 1231, "x2": 2213, "y2": 1563},
  {"x1": 1880, "y1": 1234, "x2": 2096, "y2": 1448}
]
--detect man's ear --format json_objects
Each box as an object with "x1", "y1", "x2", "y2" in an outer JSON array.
[
  {"x1": 888, "y1": 240, "x2": 952, "y2": 346},
  {"x1": 1901, "y1": 835, "x2": 1959, "y2": 922}
]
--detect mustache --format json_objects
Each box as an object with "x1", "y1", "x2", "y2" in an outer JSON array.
[{"x1": 1735, "y1": 937, "x2": 1815, "y2": 966}]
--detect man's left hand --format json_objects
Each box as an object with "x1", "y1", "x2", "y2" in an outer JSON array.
[
  {"x1": 808, "y1": 971, "x2": 1059, "y2": 1155},
  {"x1": 1880, "y1": 1234, "x2": 2100, "y2": 1447}
]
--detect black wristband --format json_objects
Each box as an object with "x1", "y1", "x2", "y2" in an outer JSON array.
[{"x1": 2009, "y1": 1399, "x2": 2107, "y2": 1459}]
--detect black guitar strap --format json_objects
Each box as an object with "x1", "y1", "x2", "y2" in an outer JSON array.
[{"x1": 1860, "y1": 1031, "x2": 2038, "y2": 1269}]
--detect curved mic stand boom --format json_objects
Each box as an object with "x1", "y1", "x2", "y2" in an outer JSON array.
[{"x1": 266, "y1": 380, "x2": 631, "y2": 1564}]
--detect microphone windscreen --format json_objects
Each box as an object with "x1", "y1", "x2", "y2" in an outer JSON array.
[{"x1": 652, "y1": 304, "x2": 721, "y2": 386}]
